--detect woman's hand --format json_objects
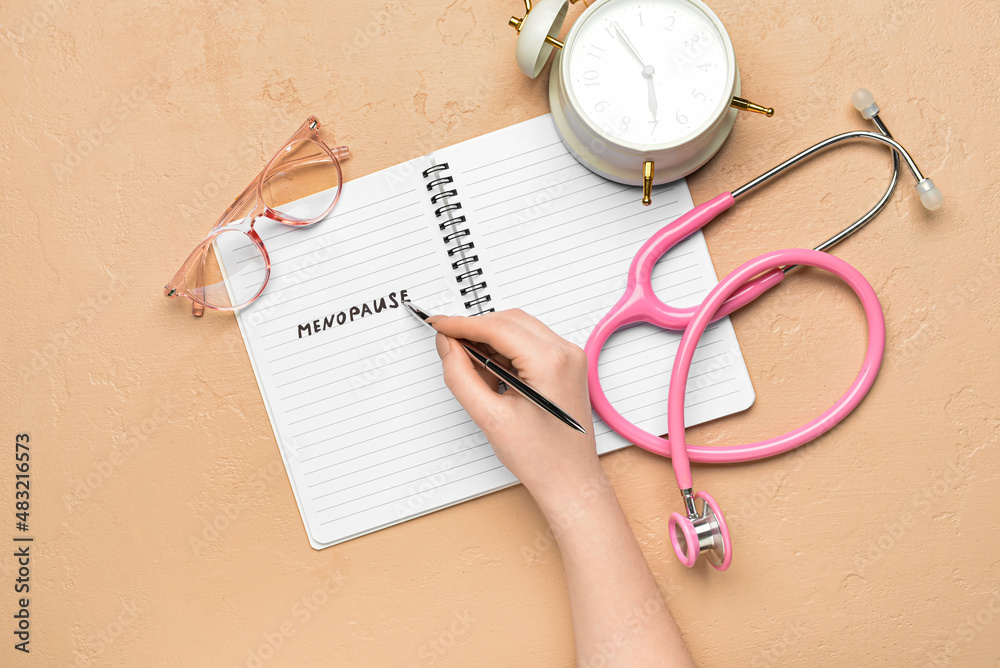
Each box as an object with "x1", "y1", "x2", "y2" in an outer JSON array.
[
  {"x1": 430, "y1": 309, "x2": 602, "y2": 511},
  {"x1": 432, "y1": 308, "x2": 695, "y2": 667}
]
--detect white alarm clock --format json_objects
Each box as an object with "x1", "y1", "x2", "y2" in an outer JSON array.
[{"x1": 509, "y1": 0, "x2": 772, "y2": 204}]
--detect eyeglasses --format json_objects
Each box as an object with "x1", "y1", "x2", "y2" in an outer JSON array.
[{"x1": 164, "y1": 116, "x2": 350, "y2": 316}]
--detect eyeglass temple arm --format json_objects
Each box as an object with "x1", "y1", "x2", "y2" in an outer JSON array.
[
  {"x1": 192, "y1": 148, "x2": 350, "y2": 317},
  {"x1": 207, "y1": 151, "x2": 350, "y2": 235},
  {"x1": 192, "y1": 254, "x2": 207, "y2": 316}
]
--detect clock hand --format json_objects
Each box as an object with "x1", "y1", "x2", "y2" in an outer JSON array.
[
  {"x1": 612, "y1": 22, "x2": 651, "y2": 71},
  {"x1": 644, "y1": 66, "x2": 658, "y2": 118},
  {"x1": 612, "y1": 23, "x2": 658, "y2": 119},
  {"x1": 612, "y1": 22, "x2": 657, "y2": 120}
]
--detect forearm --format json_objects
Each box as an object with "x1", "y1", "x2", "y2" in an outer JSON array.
[
  {"x1": 534, "y1": 472, "x2": 695, "y2": 668},
  {"x1": 430, "y1": 311, "x2": 694, "y2": 665}
]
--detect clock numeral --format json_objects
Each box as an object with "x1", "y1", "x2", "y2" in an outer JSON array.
[
  {"x1": 663, "y1": 16, "x2": 675, "y2": 31},
  {"x1": 672, "y1": 52, "x2": 693, "y2": 69},
  {"x1": 676, "y1": 110, "x2": 688, "y2": 125},
  {"x1": 583, "y1": 70, "x2": 600, "y2": 87},
  {"x1": 619, "y1": 116, "x2": 631, "y2": 132},
  {"x1": 685, "y1": 35, "x2": 704, "y2": 58},
  {"x1": 606, "y1": 22, "x2": 617, "y2": 38},
  {"x1": 692, "y1": 89, "x2": 707, "y2": 102},
  {"x1": 588, "y1": 45, "x2": 605, "y2": 59},
  {"x1": 594, "y1": 101, "x2": 610, "y2": 112},
  {"x1": 648, "y1": 120, "x2": 659, "y2": 134}
]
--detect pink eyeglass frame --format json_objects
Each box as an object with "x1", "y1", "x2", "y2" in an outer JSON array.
[{"x1": 163, "y1": 116, "x2": 350, "y2": 315}]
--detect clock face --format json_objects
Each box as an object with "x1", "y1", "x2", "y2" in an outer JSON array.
[{"x1": 566, "y1": 0, "x2": 732, "y2": 148}]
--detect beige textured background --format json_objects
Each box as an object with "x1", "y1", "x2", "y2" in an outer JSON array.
[{"x1": 1, "y1": 0, "x2": 998, "y2": 665}]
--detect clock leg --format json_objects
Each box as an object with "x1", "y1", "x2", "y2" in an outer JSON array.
[
  {"x1": 731, "y1": 97, "x2": 775, "y2": 117},
  {"x1": 642, "y1": 160, "x2": 655, "y2": 206}
]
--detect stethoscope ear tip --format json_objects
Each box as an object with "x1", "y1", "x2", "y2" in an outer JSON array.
[
  {"x1": 916, "y1": 177, "x2": 944, "y2": 211},
  {"x1": 849, "y1": 89, "x2": 942, "y2": 211},
  {"x1": 852, "y1": 87, "x2": 880, "y2": 120}
]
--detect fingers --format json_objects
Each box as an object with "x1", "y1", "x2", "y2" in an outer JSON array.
[
  {"x1": 431, "y1": 310, "x2": 557, "y2": 363},
  {"x1": 477, "y1": 342, "x2": 513, "y2": 378},
  {"x1": 436, "y1": 334, "x2": 502, "y2": 422},
  {"x1": 430, "y1": 316, "x2": 506, "y2": 388},
  {"x1": 474, "y1": 362, "x2": 502, "y2": 392},
  {"x1": 494, "y1": 309, "x2": 564, "y2": 344}
]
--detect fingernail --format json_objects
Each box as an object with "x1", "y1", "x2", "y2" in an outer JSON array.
[{"x1": 435, "y1": 333, "x2": 450, "y2": 359}]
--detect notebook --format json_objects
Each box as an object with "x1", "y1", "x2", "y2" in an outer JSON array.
[{"x1": 216, "y1": 115, "x2": 755, "y2": 549}]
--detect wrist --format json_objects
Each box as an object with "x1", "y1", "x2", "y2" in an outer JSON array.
[{"x1": 528, "y1": 460, "x2": 615, "y2": 527}]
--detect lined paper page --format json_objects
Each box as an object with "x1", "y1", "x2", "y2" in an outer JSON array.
[
  {"x1": 217, "y1": 163, "x2": 523, "y2": 548},
  {"x1": 218, "y1": 114, "x2": 754, "y2": 549},
  {"x1": 438, "y1": 115, "x2": 755, "y2": 453}
]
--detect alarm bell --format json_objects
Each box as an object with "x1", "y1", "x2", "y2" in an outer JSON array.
[{"x1": 508, "y1": 0, "x2": 575, "y2": 78}]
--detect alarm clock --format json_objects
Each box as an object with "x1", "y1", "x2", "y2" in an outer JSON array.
[{"x1": 508, "y1": 0, "x2": 773, "y2": 204}]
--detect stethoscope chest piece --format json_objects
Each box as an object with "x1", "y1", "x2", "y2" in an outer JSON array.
[{"x1": 668, "y1": 490, "x2": 732, "y2": 570}]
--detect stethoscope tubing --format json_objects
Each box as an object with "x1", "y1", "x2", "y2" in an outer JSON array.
[
  {"x1": 583, "y1": 110, "x2": 929, "y2": 495},
  {"x1": 585, "y1": 246, "x2": 886, "y2": 470},
  {"x1": 665, "y1": 248, "x2": 886, "y2": 488},
  {"x1": 621, "y1": 192, "x2": 784, "y2": 330},
  {"x1": 584, "y1": 192, "x2": 785, "y2": 457},
  {"x1": 590, "y1": 123, "x2": 912, "y2": 338}
]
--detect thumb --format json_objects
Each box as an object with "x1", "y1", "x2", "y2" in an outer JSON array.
[{"x1": 437, "y1": 334, "x2": 499, "y2": 423}]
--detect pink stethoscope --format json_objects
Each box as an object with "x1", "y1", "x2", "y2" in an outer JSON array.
[{"x1": 584, "y1": 90, "x2": 943, "y2": 571}]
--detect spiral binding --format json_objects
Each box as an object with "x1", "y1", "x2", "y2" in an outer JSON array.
[{"x1": 422, "y1": 163, "x2": 494, "y2": 314}]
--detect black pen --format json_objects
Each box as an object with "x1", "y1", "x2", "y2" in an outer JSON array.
[{"x1": 404, "y1": 300, "x2": 587, "y2": 434}]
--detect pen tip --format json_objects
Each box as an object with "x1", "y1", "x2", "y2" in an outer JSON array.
[{"x1": 402, "y1": 298, "x2": 433, "y2": 324}]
